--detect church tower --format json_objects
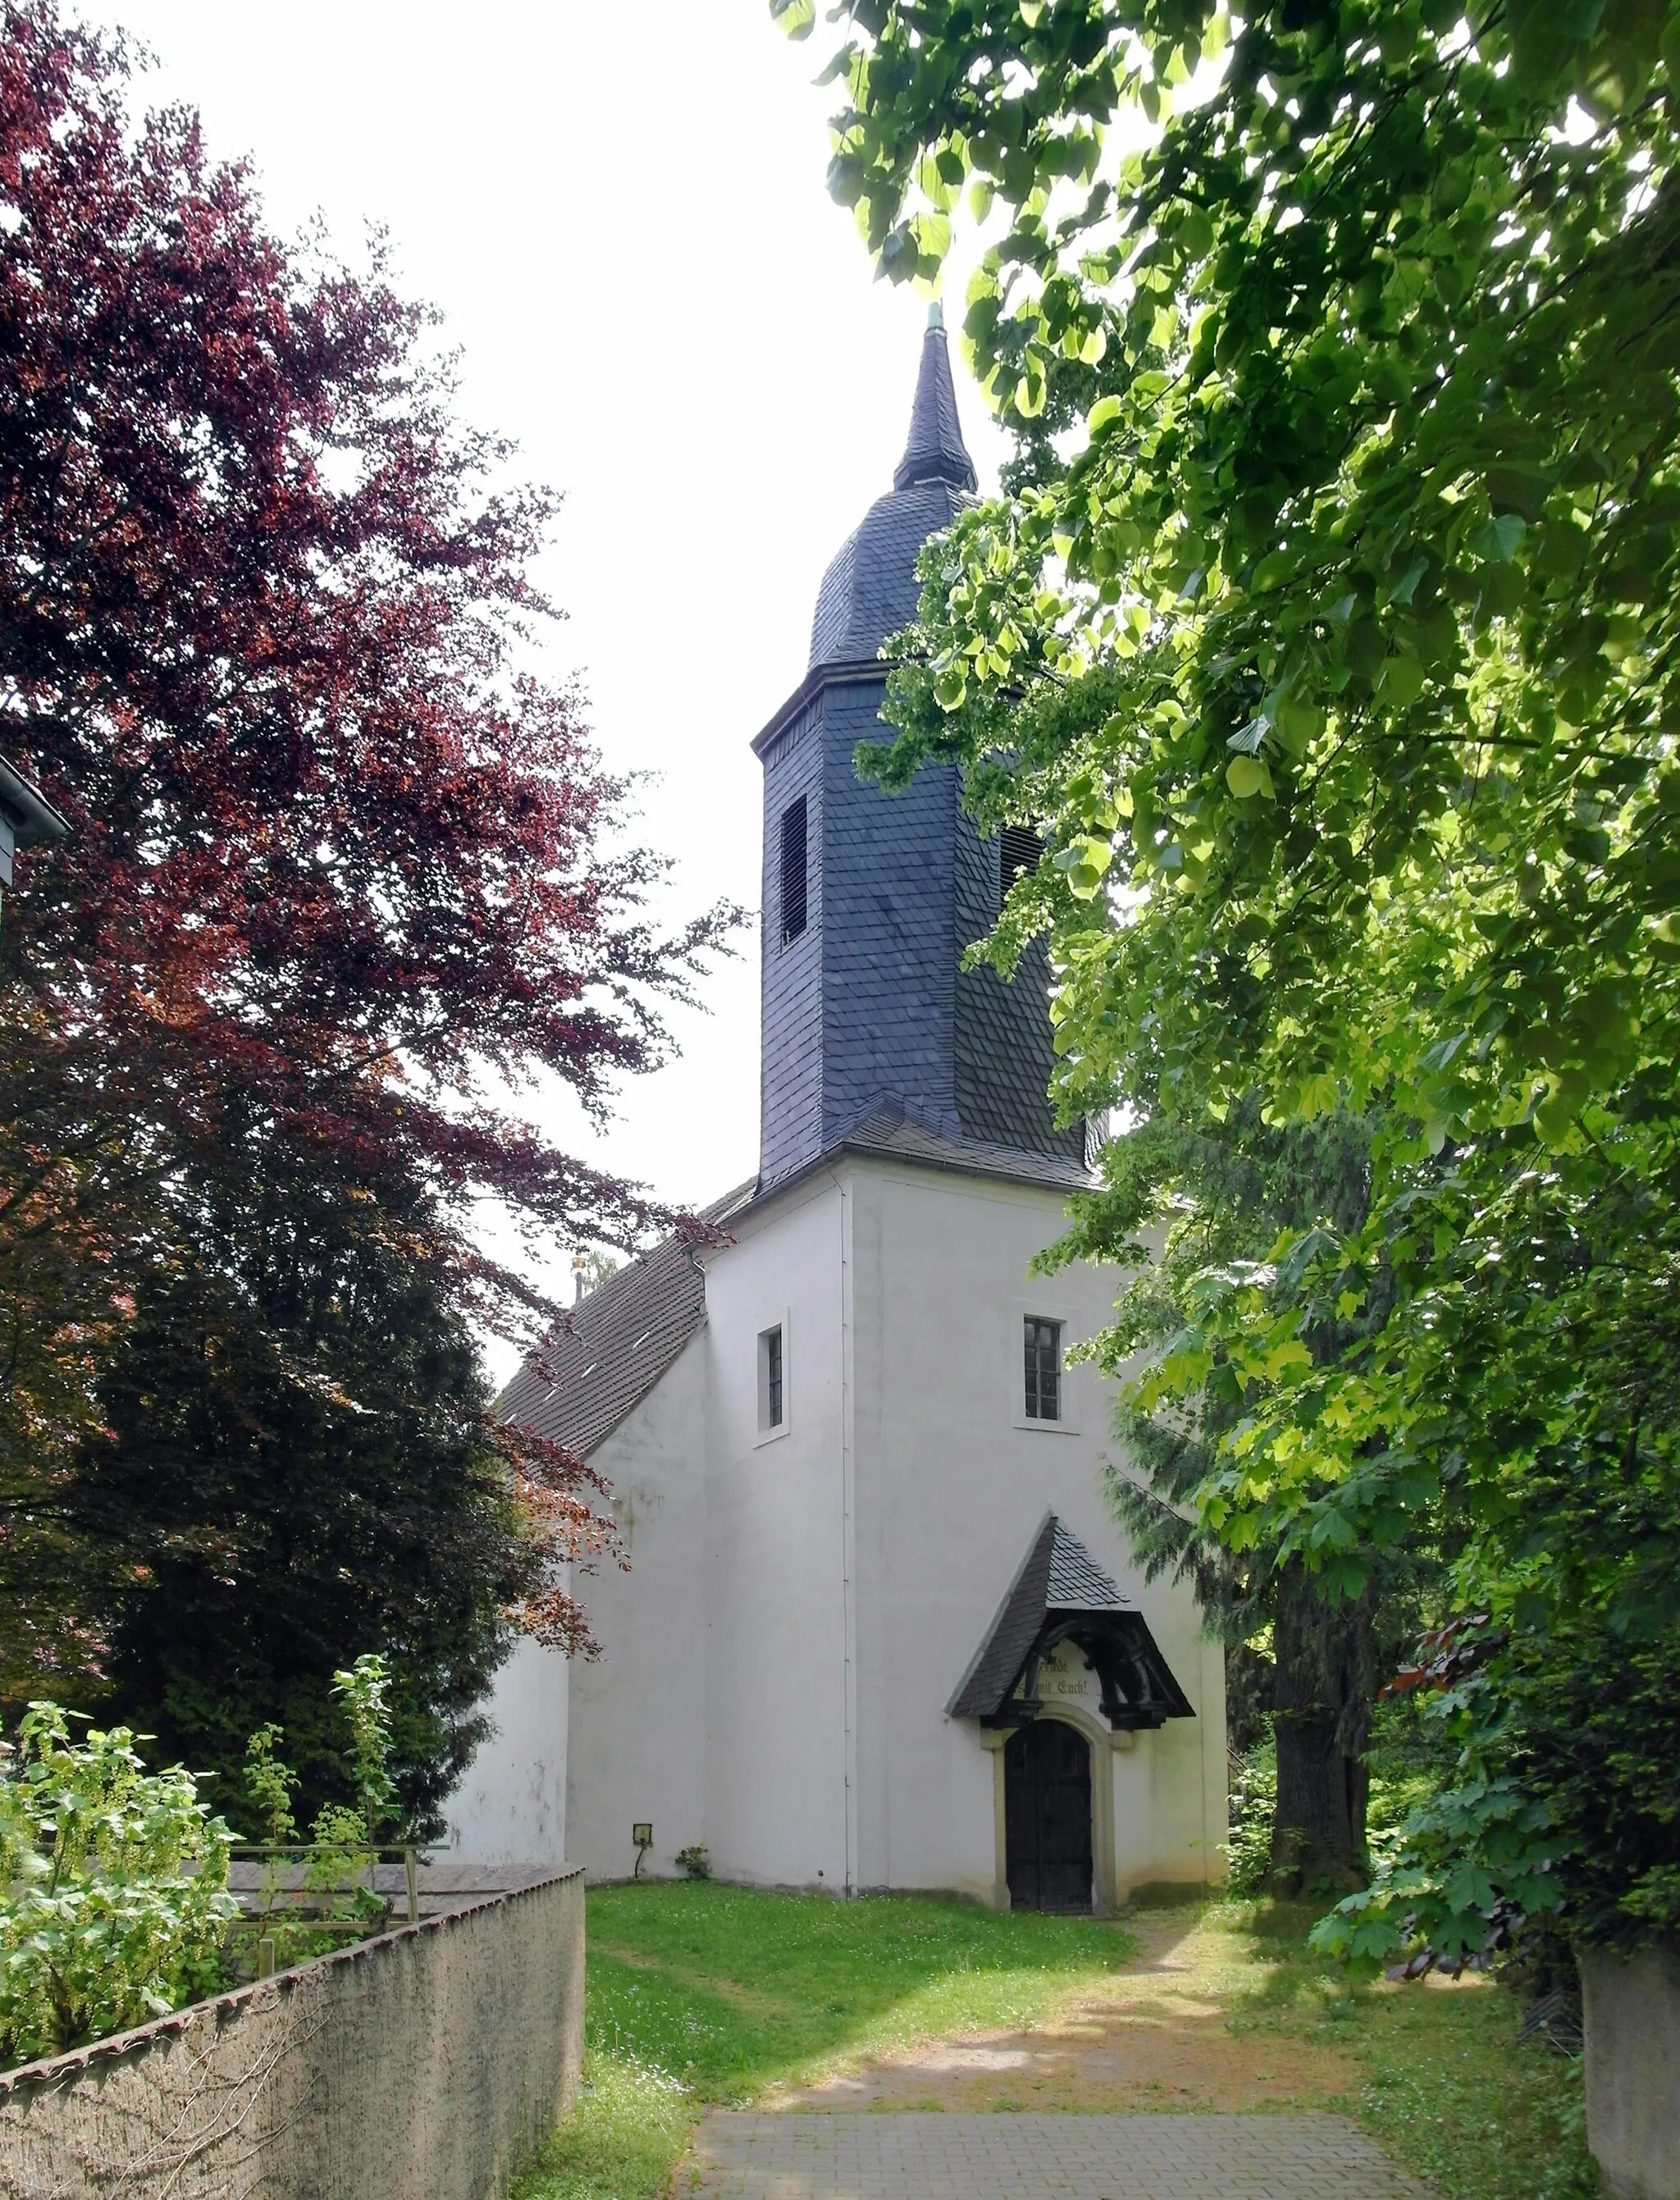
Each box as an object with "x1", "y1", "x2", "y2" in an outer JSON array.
[{"x1": 753, "y1": 312, "x2": 1084, "y2": 1192}]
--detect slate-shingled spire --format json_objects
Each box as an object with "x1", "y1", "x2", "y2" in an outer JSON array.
[
  {"x1": 806, "y1": 309, "x2": 979, "y2": 673},
  {"x1": 757, "y1": 319, "x2": 1086, "y2": 1194},
  {"x1": 895, "y1": 305, "x2": 978, "y2": 494}
]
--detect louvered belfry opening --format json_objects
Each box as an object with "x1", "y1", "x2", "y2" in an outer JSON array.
[
  {"x1": 779, "y1": 796, "x2": 808, "y2": 947},
  {"x1": 999, "y1": 824, "x2": 1044, "y2": 911}
]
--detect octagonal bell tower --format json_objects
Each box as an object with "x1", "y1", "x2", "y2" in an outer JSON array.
[{"x1": 752, "y1": 310, "x2": 1082, "y2": 1194}]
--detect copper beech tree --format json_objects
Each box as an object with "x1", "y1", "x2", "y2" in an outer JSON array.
[{"x1": 0, "y1": 2, "x2": 734, "y2": 1822}]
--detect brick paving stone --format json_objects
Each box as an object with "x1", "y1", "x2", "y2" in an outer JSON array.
[{"x1": 684, "y1": 2111, "x2": 1431, "y2": 2199}]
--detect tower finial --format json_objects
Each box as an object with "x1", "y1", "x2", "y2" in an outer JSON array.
[{"x1": 894, "y1": 311, "x2": 976, "y2": 494}]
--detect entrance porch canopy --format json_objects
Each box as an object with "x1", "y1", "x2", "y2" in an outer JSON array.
[{"x1": 947, "y1": 1513, "x2": 1195, "y2": 1733}]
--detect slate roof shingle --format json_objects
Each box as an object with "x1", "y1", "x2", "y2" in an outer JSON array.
[
  {"x1": 808, "y1": 478, "x2": 969, "y2": 673},
  {"x1": 1046, "y1": 1521, "x2": 1130, "y2": 1610},
  {"x1": 947, "y1": 1513, "x2": 1197, "y2": 1728},
  {"x1": 894, "y1": 309, "x2": 979, "y2": 494},
  {"x1": 947, "y1": 1515, "x2": 1128, "y2": 1720},
  {"x1": 496, "y1": 1182, "x2": 755, "y2": 1458}
]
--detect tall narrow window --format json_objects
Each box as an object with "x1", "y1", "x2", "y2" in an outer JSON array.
[
  {"x1": 765, "y1": 1326, "x2": 783, "y2": 1426},
  {"x1": 757, "y1": 1321, "x2": 787, "y2": 1435},
  {"x1": 779, "y1": 796, "x2": 808, "y2": 946},
  {"x1": 999, "y1": 824, "x2": 1044, "y2": 911},
  {"x1": 1024, "y1": 1317, "x2": 1062, "y2": 1422}
]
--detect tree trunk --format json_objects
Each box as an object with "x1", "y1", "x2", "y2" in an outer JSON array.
[{"x1": 1269, "y1": 1572, "x2": 1368, "y2": 1892}]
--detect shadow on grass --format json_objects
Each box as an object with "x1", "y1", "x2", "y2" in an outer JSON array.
[
  {"x1": 514, "y1": 1887, "x2": 1600, "y2": 2200},
  {"x1": 585, "y1": 1879, "x2": 1137, "y2": 2099},
  {"x1": 1203, "y1": 1898, "x2": 1600, "y2": 2200}
]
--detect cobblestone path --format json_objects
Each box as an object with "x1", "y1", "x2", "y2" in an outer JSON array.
[{"x1": 684, "y1": 2110, "x2": 1432, "y2": 2198}]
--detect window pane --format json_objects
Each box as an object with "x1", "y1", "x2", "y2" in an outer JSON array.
[
  {"x1": 767, "y1": 1327, "x2": 783, "y2": 1426},
  {"x1": 1024, "y1": 1317, "x2": 1061, "y2": 1421}
]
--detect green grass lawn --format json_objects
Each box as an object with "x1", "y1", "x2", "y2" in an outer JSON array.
[
  {"x1": 1226, "y1": 1903, "x2": 1597, "y2": 2200},
  {"x1": 511, "y1": 1883, "x2": 1598, "y2": 2200}
]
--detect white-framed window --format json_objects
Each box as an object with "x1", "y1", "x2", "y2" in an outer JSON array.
[
  {"x1": 756, "y1": 1315, "x2": 790, "y2": 1443},
  {"x1": 1024, "y1": 1316, "x2": 1062, "y2": 1421},
  {"x1": 1014, "y1": 1300, "x2": 1080, "y2": 1433}
]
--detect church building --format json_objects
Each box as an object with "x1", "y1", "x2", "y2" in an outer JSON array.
[{"x1": 446, "y1": 317, "x2": 1226, "y2": 1910}]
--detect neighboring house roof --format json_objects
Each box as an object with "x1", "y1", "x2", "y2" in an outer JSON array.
[
  {"x1": 947, "y1": 1512, "x2": 1196, "y2": 1730},
  {"x1": 0, "y1": 753, "x2": 67, "y2": 846},
  {"x1": 0, "y1": 751, "x2": 68, "y2": 889},
  {"x1": 497, "y1": 1182, "x2": 755, "y2": 1459},
  {"x1": 807, "y1": 312, "x2": 976, "y2": 676}
]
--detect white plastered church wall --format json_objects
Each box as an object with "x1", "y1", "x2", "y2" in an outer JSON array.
[
  {"x1": 698, "y1": 1176, "x2": 850, "y2": 1892},
  {"x1": 840, "y1": 1153, "x2": 1226, "y2": 1905},
  {"x1": 453, "y1": 1150, "x2": 1226, "y2": 1897},
  {"x1": 443, "y1": 1632, "x2": 569, "y2": 1865},
  {"x1": 562, "y1": 1327, "x2": 710, "y2": 1883}
]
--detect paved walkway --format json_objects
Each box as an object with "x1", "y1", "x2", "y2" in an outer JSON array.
[
  {"x1": 686, "y1": 2111, "x2": 1431, "y2": 2198},
  {"x1": 686, "y1": 2111, "x2": 1433, "y2": 2200}
]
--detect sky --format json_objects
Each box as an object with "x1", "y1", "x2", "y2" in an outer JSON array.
[{"x1": 89, "y1": 0, "x2": 1012, "y2": 1368}]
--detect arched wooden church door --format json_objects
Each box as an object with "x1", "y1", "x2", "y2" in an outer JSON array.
[{"x1": 1004, "y1": 1719, "x2": 1093, "y2": 1910}]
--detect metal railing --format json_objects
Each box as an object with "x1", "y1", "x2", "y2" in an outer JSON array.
[{"x1": 226, "y1": 1844, "x2": 429, "y2": 1978}]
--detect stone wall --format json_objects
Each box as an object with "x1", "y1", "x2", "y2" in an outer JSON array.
[
  {"x1": 1582, "y1": 1941, "x2": 1680, "y2": 2200},
  {"x1": 0, "y1": 1864, "x2": 583, "y2": 2200}
]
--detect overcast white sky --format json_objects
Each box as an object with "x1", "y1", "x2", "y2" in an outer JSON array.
[{"x1": 92, "y1": 0, "x2": 1011, "y2": 1367}]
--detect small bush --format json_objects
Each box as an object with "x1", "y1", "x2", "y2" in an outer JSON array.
[
  {"x1": 0, "y1": 1704, "x2": 237, "y2": 2065},
  {"x1": 1226, "y1": 1705, "x2": 1454, "y2": 1906},
  {"x1": 673, "y1": 1843, "x2": 710, "y2": 1880},
  {"x1": 235, "y1": 1655, "x2": 399, "y2": 1974},
  {"x1": 1225, "y1": 1742, "x2": 1276, "y2": 1896}
]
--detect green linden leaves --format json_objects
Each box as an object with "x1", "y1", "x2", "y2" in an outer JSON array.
[
  {"x1": 1470, "y1": 513, "x2": 1527, "y2": 564},
  {"x1": 811, "y1": 0, "x2": 1680, "y2": 1964},
  {"x1": 1225, "y1": 755, "x2": 1272, "y2": 800},
  {"x1": 933, "y1": 664, "x2": 967, "y2": 711},
  {"x1": 1376, "y1": 656, "x2": 1424, "y2": 708},
  {"x1": 1051, "y1": 834, "x2": 1113, "y2": 898}
]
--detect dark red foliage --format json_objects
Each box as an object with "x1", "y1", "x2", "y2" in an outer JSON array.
[
  {"x1": 0, "y1": 0, "x2": 737, "y2": 1696},
  {"x1": 1382, "y1": 1613, "x2": 1505, "y2": 1699},
  {"x1": 1, "y1": 0, "x2": 730, "y2": 1243}
]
